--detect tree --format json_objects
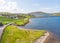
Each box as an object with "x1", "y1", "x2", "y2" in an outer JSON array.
[{"x1": 0, "y1": 22, "x2": 3, "y2": 26}]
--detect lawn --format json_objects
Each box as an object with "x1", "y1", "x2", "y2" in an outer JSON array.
[
  {"x1": 0, "y1": 16, "x2": 29, "y2": 25},
  {"x1": 0, "y1": 25, "x2": 46, "y2": 43}
]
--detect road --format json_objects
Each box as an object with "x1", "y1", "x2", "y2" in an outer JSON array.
[{"x1": 0, "y1": 23, "x2": 12, "y2": 39}]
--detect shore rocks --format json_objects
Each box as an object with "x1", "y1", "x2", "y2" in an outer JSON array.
[{"x1": 44, "y1": 32, "x2": 60, "y2": 43}]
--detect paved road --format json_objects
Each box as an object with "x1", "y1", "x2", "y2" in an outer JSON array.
[
  {"x1": 0, "y1": 26, "x2": 4, "y2": 38},
  {"x1": 0, "y1": 23, "x2": 12, "y2": 39}
]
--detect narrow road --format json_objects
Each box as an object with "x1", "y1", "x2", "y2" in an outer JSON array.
[
  {"x1": 0, "y1": 26, "x2": 5, "y2": 38},
  {"x1": 0, "y1": 23, "x2": 12, "y2": 39}
]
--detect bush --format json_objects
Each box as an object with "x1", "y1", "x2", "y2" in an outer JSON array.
[{"x1": 0, "y1": 22, "x2": 3, "y2": 26}]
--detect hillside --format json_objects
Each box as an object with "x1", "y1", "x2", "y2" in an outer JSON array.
[
  {"x1": 28, "y1": 11, "x2": 51, "y2": 18},
  {"x1": 28, "y1": 11, "x2": 47, "y2": 15},
  {"x1": 53, "y1": 13, "x2": 60, "y2": 16},
  {"x1": 0, "y1": 25, "x2": 46, "y2": 43}
]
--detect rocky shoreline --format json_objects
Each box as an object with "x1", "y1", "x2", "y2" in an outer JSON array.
[
  {"x1": 34, "y1": 31, "x2": 60, "y2": 43},
  {"x1": 44, "y1": 32, "x2": 60, "y2": 43},
  {"x1": 34, "y1": 32, "x2": 49, "y2": 43}
]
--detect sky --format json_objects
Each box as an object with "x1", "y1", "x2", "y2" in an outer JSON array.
[{"x1": 0, "y1": 0, "x2": 60, "y2": 13}]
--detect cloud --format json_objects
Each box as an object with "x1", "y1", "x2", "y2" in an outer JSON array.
[
  {"x1": 0, "y1": 0, "x2": 24, "y2": 13},
  {"x1": 39, "y1": 8, "x2": 60, "y2": 13},
  {"x1": 0, "y1": 0, "x2": 6, "y2": 5},
  {"x1": 32, "y1": 3, "x2": 40, "y2": 6},
  {"x1": 32, "y1": 3, "x2": 60, "y2": 13},
  {"x1": 0, "y1": 0, "x2": 60, "y2": 13}
]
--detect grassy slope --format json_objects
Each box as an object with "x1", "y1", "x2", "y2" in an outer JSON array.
[
  {"x1": 1, "y1": 26, "x2": 46, "y2": 43},
  {"x1": 0, "y1": 16, "x2": 29, "y2": 25}
]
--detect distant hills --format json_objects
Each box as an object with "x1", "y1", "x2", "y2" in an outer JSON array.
[
  {"x1": 28, "y1": 11, "x2": 47, "y2": 14},
  {"x1": 0, "y1": 12, "x2": 60, "y2": 18},
  {"x1": 52, "y1": 13, "x2": 60, "y2": 16},
  {"x1": 0, "y1": 12, "x2": 25, "y2": 15},
  {"x1": 28, "y1": 12, "x2": 51, "y2": 17},
  {"x1": 28, "y1": 12, "x2": 60, "y2": 17},
  {"x1": 0, "y1": 12, "x2": 60, "y2": 15}
]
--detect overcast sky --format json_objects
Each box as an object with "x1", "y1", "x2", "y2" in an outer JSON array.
[{"x1": 0, "y1": 0, "x2": 60, "y2": 13}]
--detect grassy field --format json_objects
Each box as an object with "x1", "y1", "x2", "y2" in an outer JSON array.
[
  {"x1": 0, "y1": 25, "x2": 46, "y2": 43},
  {"x1": 0, "y1": 16, "x2": 29, "y2": 25}
]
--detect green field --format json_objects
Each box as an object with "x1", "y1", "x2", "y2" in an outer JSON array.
[
  {"x1": 0, "y1": 25, "x2": 46, "y2": 43},
  {"x1": 0, "y1": 16, "x2": 29, "y2": 25}
]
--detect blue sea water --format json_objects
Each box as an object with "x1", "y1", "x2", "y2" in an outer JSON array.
[{"x1": 21, "y1": 17, "x2": 60, "y2": 39}]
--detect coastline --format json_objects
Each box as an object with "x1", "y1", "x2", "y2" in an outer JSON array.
[
  {"x1": 34, "y1": 31, "x2": 60, "y2": 43},
  {"x1": 15, "y1": 26, "x2": 51, "y2": 43},
  {"x1": 0, "y1": 24, "x2": 59, "y2": 43},
  {"x1": 43, "y1": 32, "x2": 51, "y2": 43},
  {"x1": 44, "y1": 31, "x2": 60, "y2": 43},
  {"x1": 34, "y1": 31, "x2": 49, "y2": 43},
  {"x1": 0, "y1": 25, "x2": 46, "y2": 43}
]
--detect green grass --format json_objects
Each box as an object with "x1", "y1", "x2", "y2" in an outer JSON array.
[
  {"x1": 0, "y1": 16, "x2": 29, "y2": 25},
  {"x1": 1, "y1": 25, "x2": 46, "y2": 43},
  {"x1": 14, "y1": 18, "x2": 29, "y2": 26}
]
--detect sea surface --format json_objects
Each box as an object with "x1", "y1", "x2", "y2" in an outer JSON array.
[{"x1": 19, "y1": 17, "x2": 60, "y2": 41}]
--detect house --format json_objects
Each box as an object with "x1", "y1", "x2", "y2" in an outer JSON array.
[{"x1": 7, "y1": 15, "x2": 19, "y2": 19}]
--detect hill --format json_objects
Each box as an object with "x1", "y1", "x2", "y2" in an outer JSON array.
[
  {"x1": 52, "y1": 13, "x2": 60, "y2": 16},
  {"x1": 28, "y1": 11, "x2": 47, "y2": 15},
  {"x1": 28, "y1": 11, "x2": 51, "y2": 18}
]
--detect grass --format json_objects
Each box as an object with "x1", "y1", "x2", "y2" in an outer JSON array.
[
  {"x1": 1, "y1": 25, "x2": 46, "y2": 43},
  {"x1": 0, "y1": 16, "x2": 29, "y2": 25},
  {"x1": 14, "y1": 18, "x2": 29, "y2": 26}
]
